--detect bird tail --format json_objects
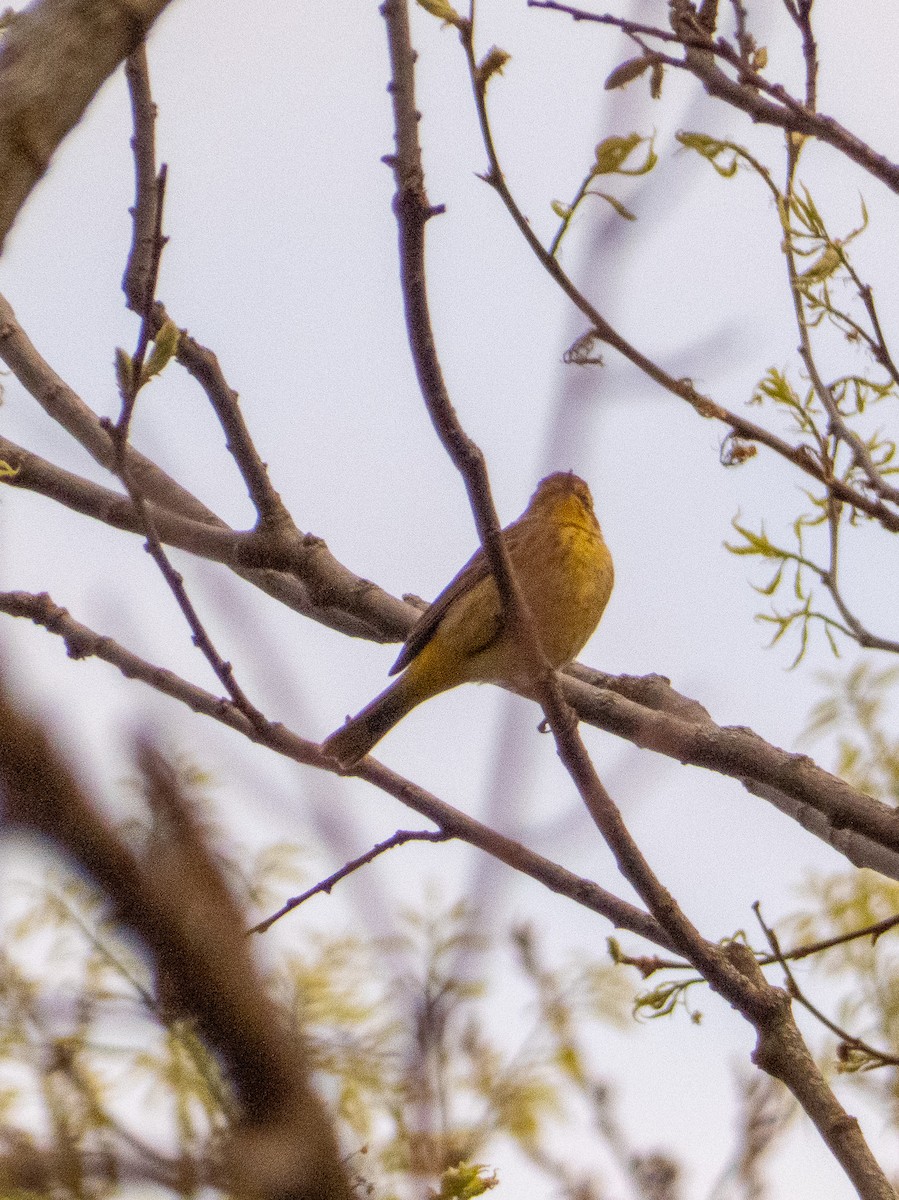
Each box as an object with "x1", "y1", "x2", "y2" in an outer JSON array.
[{"x1": 322, "y1": 678, "x2": 412, "y2": 768}]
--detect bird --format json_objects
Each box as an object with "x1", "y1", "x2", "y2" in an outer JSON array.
[{"x1": 322, "y1": 472, "x2": 613, "y2": 767}]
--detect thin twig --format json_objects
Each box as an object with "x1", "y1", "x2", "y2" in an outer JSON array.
[
  {"x1": 107, "y1": 160, "x2": 269, "y2": 731},
  {"x1": 531, "y1": 1, "x2": 899, "y2": 196},
  {"x1": 381, "y1": 0, "x2": 536, "y2": 646},
  {"x1": 783, "y1": 0, "x2": 818, "y2": 110},
  {"x1": 753, "y1": 903, "x2": 899, "y2": 1070},
  {"x1": 250, "y1": 830, "x2": 450, "y2": 934},
  {"x1": 457, "y1": 17, "x2": 899, "y2": 537},
  {"x1": 121, "y1": 47, "x2": 294, "y2": 530}
]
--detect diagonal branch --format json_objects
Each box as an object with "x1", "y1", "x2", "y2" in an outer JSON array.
[
  {"x1": 375, "y1": 7, "x2": 899, "y2": 1193},
  {"x1": 0, "y1": 588, "x2": 674, "y2": 952},
  {"x1": 0, "y1": 327, "x2": 412, "y2": 641},
  {"x1": 0, "y1": 0, "x2": 176, "y2": 250},
  {"x1": 461, "y1": 13, "x2": 899, "y2": 537},
  {"x1": 531, "y1": 1, "x2": 899, "y2": 196},
  {"x1": 250, "y1": 829, "x2": 451, "y2": 934}
]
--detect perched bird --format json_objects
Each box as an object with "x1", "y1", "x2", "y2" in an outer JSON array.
[{"x1": 323, "y1": 472, "x2": 613, "y2": 767}]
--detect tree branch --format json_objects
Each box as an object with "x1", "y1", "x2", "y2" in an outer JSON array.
[
  {"x1": 0, "y1": 588, "x2": 675, "y2": 952},
  {"x1": 0, "y1": 0, "x2": 176, "y2": 250}
]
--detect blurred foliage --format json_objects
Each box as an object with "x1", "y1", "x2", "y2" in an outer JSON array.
[
  {"x1": 1, "y1": 821, "x2": 721, "y2": 1200},
  {"x1": 775, "y1": 664, "x2": 899, "y2": 1110}
]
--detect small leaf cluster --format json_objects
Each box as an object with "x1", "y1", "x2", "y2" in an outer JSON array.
[
  {"x1": 549, "y1": 133, "x2": 657, "y2": 254},
  {"x1": 115, "y1": 318, "x2": 180, "y2": 398}
]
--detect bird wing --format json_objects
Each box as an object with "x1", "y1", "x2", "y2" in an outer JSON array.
[{"x1": 389, "y1": 543, "x2": 499, "y2": 675}]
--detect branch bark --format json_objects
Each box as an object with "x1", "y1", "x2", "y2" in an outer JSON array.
[{"x1": 0, "y1": 0, "x2": 175, "y2": 250}]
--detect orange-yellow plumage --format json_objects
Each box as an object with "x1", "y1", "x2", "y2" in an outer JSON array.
[{"x1": 323, "y1": 472, "x2": 613, "y2": 766}]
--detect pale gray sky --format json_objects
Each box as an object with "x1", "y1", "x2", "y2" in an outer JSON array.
[{"x1": 2, "y1": 2, "x2": 898, "y2": 1195}]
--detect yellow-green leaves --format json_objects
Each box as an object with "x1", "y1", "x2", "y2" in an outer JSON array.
[
  {"x1": 677, "y1": 131, "x2": 740, "y2": 177},
  {"x1": 633, "y1": 978, "x2": 701, "y2": 1022},
  {"x1": 593, "y1": 132, "x2": 657, "y2": 177},
  {"x1": 430, "y1": 1162, "x2": 499, "y2": 1200},
  {"x1": 415, "y1": 0, "x2": 465, "y2": 28},
  {"x1": 786, "y1": 187, "x2": 869, "y2": 301},
  {"x1": 550, "y1": 133, "x2": 656, "y2": 254},
  {"x1": 142, "y1": 318, "x2": 180, "y2": 384},
  {"x1": 114, "y1": 346, "x2": 134, "y2": 396},
  {"x1": 115, "y1": 319, "x2": 180, "y2": 398},
  {"x1": 0, "y1": 458, "x2": 19, "y2": 480},
  {"x1": 726, "y1": 510, "x2": 840, "y2": 665},
  {"x1": 475, "y1": 46, "x2": 510, "y2": 92}
]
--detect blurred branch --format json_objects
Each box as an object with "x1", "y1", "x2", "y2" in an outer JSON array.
[
  {"x1": 0, "y1": 1142, "x2": 220, "y2": 1195},
  {"x1": 709, "y1": 1072, "x2": 795, "y2": 1200},
  {"x1": 0, "y1": 683, "x2": 353, "y2": 1200},
  {"x1": 0, "y1": 0, "x2": 175, "y2": 251}
]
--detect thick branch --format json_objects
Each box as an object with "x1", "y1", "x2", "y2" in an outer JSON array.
[
  {"x1": 0, "y1": 589, "x2": 673, "y2": 952},
  {"x1": 0, "y1": 422, "x2": 410, "y2": 643},
  {"x1": 567, "y1": 667, "x2": 899, "y2": 871},
  {"x1": 0, "y1": 0, "x2": 175, "y2": 250},
  {"x1": 5, "y1": 425, "x2": 897, "y2": 878}
]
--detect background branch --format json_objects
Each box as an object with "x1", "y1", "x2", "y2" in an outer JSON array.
[
  {"x1": 0, "y1": 684, "x2": 353, "y2": 1200},
  {"x1": 0, "y1": 0, "x2": 176, "y2": 250}
]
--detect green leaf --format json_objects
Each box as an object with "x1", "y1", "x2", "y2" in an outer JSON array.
[
  {"x1": 676, "y1": 131, "x2": 740, "y2": 177},
  {"x1": 593, "y1": 133, "x2": 656, "y2": 177},
  {"x1": 756, "y1": 562, "x2": 785, "y2": 597},
  {"x1": 604, "y1": 56, "x2": 652, "y2": 91},
  {"x1": 634, "y1": 980, "x2": 690, "y2": 1020},
  {"x1": 476, "y1": 46, "x2": 510, "y2": 90},
  {"x1": 429, "y1": 1162, "x2": 499, "y2": 1200},
  {"x1": 590, "y1": 190, "x2": 637, "y2": 220},
  {"x1": 115, "y1": 347, "x2": 134, "y2": 396},
  {"x1": 799, "y1": 244, "x2": 842, "y2": 285},
  {"x1": 725, "y1": 518, "x2": 782, "y2": 559},
  {"x1": 415, "y1": 0, "x2": 464, "y2": 26},
  {"x1": 140, "y1": 319, "x2": 180, "y2": 385}
]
